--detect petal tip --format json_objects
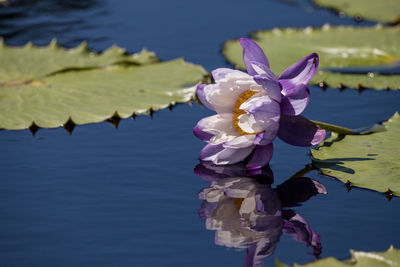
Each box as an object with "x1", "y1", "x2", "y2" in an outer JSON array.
[
  {"x1": 311, "y1": 128, "x2": 326, "y2": 145},
  {"x1": 310, "y1": 52, "x2": 319, "y2": 68},
  {"x1": 193, "y1": 125, "x2": 214, "y2": 142},
  {"x1": 312, "y1": 179, "x2": 328, "y2": 194},
  {"x1": 239, "y1": 37, "x2": 252, "y2": 45},
  {"x1": 196, "y1": 83, "x2": 206, "y2": 95},
  {"x1": 246, "y1": 165, "x2": 262, "y2": 171},
  {"x1": 196, "y1": 84, "x2": 215, "y2": 111}
]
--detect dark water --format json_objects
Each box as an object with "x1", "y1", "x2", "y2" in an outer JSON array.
[{"x1": 1, "y1": 1, "x2": 399, "y2": 266}]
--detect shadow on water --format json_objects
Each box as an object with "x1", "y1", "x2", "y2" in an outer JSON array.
[{"x1": 195, "y1": 162, "x2": 327, "y2": 267}]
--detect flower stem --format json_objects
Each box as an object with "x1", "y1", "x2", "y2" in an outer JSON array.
[{"x1": 310, "y1": 120, "x2": 386, "y2": 135}]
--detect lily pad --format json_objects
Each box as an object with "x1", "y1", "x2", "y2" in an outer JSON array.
[
  {"x1": 0, "y1": 39, "x2": 159, "y2": 84},
  {"x1": 0, "y1": 49, "x2": 206, "y2": 130},
  {"x1": 312, "y1": 0, "x2": 400, "y2": 24},
  {"x1": 223, "y1": 25, "x2": 400, "y2": 90},
  {"x1": 311, "y1": 112, "x2": 400, "y2": 196},
  {"x1": 277, "y1": 246, "x2": 400, "y2": 266}
]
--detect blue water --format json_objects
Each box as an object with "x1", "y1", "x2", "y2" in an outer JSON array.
[{"x1": 1, "y1": 1, "x2": 399, "y2": 266}]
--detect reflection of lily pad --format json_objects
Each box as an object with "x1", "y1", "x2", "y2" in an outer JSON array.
[
  {"x1": 311, "y1": 112, "x2": 400, "y2": 196},
  {"x1": 277, "y1": 246, "x2": 400, "y2": 266},
  {"x1": 223, "y1": 25, "x2": 400, "y2": 90},
  {"x1": 312, "y1": 0, "x2": 400, "y2": 24},
  {"x1": 0, "y1": 57, "x2": 206, "y2": 130},
  {"x1": 0, "y1": 39, "x2": 158, "y2": 83}
]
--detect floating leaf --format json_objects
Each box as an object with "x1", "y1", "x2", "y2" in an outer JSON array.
[
  {"x1": 311, "y1": 112, "x2": 400, "y2": 196},
  {"x1": 0, "y1": 39, "x2": 158, "y2": 84},
  {"x1": 0, "y1": 58, "x2": 206, "y2": 130},
  {"x1": 277, "y1": 246, "x2": 400, "y2": 266},
  {"x1": 312, "y1": 0, "x2": 400, "y2": 24},
  {"x1": 223, "y1": 25, "x2": 400, "y2": 90}
]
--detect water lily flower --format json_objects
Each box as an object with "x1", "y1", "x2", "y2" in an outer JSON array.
[
  {"x1": 194, "y1": 38, "x2": 326, "y2": 169},
  {"x1": 195, "y1": 163, "x2": 326, "y2": 267}
]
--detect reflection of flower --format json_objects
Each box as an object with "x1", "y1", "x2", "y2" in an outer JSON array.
[
  {"x1": 194, "y1": 38, "x2": 326, "y2": 169},
  {"x1": 196, "y1": 163, "x2": 326, "y2": 267}
]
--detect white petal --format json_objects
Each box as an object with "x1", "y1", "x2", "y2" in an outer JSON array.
[
  {"x1": 223, "y1": 135, "x2": 256, "y2": 148},
  {"x1": 239, "y1": 197, "x2": 256, "y2": 215},
  {"x1": 212, "y1": 68, "x2": 249, "y2": 81},
  {"x1": 239, "y1": 95, "x2": 281, "y2": 132},
  {"x1": 203, "y1": 146, "x2": 255, "y2": 165},
  {"x1": 203, "y1": 73, "x2": 262, "y2": 114},
  {"x1": 197, "y1": 114, "x2": 238, "y2": 145},
  {"x1": 237, "y1": 113, "x2": 265, "y2": 134}
]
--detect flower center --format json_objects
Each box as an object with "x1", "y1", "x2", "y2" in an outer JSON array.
[
  {"x1": 233, "y1": 90, "x2": 258, "y2": 135},
  {"x1": 234, "y1": 198, "x2": 244, "y2": 210}
]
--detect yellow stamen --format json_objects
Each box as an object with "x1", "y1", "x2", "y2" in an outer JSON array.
[
  {"x1": 234, "y1": 198, "x2": 244, "y2": 210},
  {"x1": 232, "y1": 90, "x2": 258, "y2": 135}
]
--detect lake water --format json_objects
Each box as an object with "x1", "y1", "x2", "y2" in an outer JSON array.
[{"x1": 0, "y1": 0, "x2": 399, "y2": 266}]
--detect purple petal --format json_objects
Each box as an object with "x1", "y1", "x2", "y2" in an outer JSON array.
[
  {"x1": 253, "y1": 123, "x2": 279, "y2": 145},
  {"x1": 194, "y1": 164, "x2": 226, "y2": 181},
  {"x1": 240, "y1": 96, "x2": 280, "y2": 143},
  {"x1": 199, "y1": 144, "x2": 224, "y2": 160},
  {"x1": 243, "y1": 243, "x2": 258, "y2": 267},
  {"x1": 246, "y1": 143, "x2": 273, "y2": 170},
  {"x1": 278, "y1": 115, "x2": 326, "y2": 147},
  {"x1": 252, "y1": 62, "x2": 282, "y2": 103},
  {"x1": 198, "y1": 201, "x2": 218, "y2": 219},
  {"x1": 254, "y1": 132, "x2": 265, "y2": 145},
  {"x1": 194, "y1": 162, "x2": 249, "y2": 181},
  {"x1": 239, "y1": 38, "x2": 270, "y2": 76},
  {"x1": 244, "y1": 239, "x2": 277, "y2": 267},
  {"x1": 200, "y1": 143, "x2": 255, "y2": 165},
  {"x1": 241, "y1": 95, "x2": 281, "y2": 132},
  {"x1": 196, "y1": 84, "x2": 215, "y2": 111},
  {"x1": 283, "y1": 212, "x2": 322, "y2": 257},
  {"x1": 280, "y1": 84, "x2": 310, "y2": 116},
  {"x1": 277, "y1": 178, "x2": 327, "y2": 207},
  {"x1": 312, "y1": 179, "x2": 328, "y2": 194},
  {"x1": 193, "y1": 125, "x2": 213, "y2": 142},
  {"x1": 278, "y1": 53, "x2": 319, "y2": 93}
]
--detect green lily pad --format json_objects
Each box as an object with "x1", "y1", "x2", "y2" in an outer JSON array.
[
  {"x1": 311, "y1": 112, "x2": 400, "y2": 196},
  {"x1": 277, "y1": 246, "x2": 400, "y2": 266},
  {"x1": 0, "y1": 39, "x2": 158, "y2": 84},
  {"x1": 0, "y1": 56, "x2": 206, "y2": 130},
  {"x1": 223, "y1": 25, "x2": 400, "y2": 90},
  {"x1": 312, "y1": 0, "x2": 400, "y2": 24}
]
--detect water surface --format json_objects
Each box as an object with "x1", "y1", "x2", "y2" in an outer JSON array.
[{"x1": 0, "y1": 0, "x2": 399, "y2": 266}]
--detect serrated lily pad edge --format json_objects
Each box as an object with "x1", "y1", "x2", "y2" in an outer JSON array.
[
  {"x1": 0, "y1": 37, "x2": 160, "y2": 81},
  {"x1": 310, "y1": 112, "x2": 400, "y2": 199},
  {"x1": 0, "y1": 39, "x2": 209, "y2": 133},
  {"x1": 17, "y1": 83, "x2": 201, "y2": 134},
  {"x1": 311, "y1": 0, "x2": 400, "y2": 24}
]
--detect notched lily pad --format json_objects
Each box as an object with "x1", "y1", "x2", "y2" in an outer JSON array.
[
  {"x1": 312, "y1": 0, "x2": 400, "y2": 24},
  {"x1": 0, "y1": 41, "x2": 207, "y2": 130},
  {"x1": 223, "y1": 25, "x2": 400, "y2": 90},
  {"x1": 0, "y1": 39, "x2": 158, "y2": 84},
  {"x1": 277, "y1": 245, "x2": 400, "y2": 266},
  {"x1": 311, "y1": 112, "x2": 400, "y2": 196}
]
